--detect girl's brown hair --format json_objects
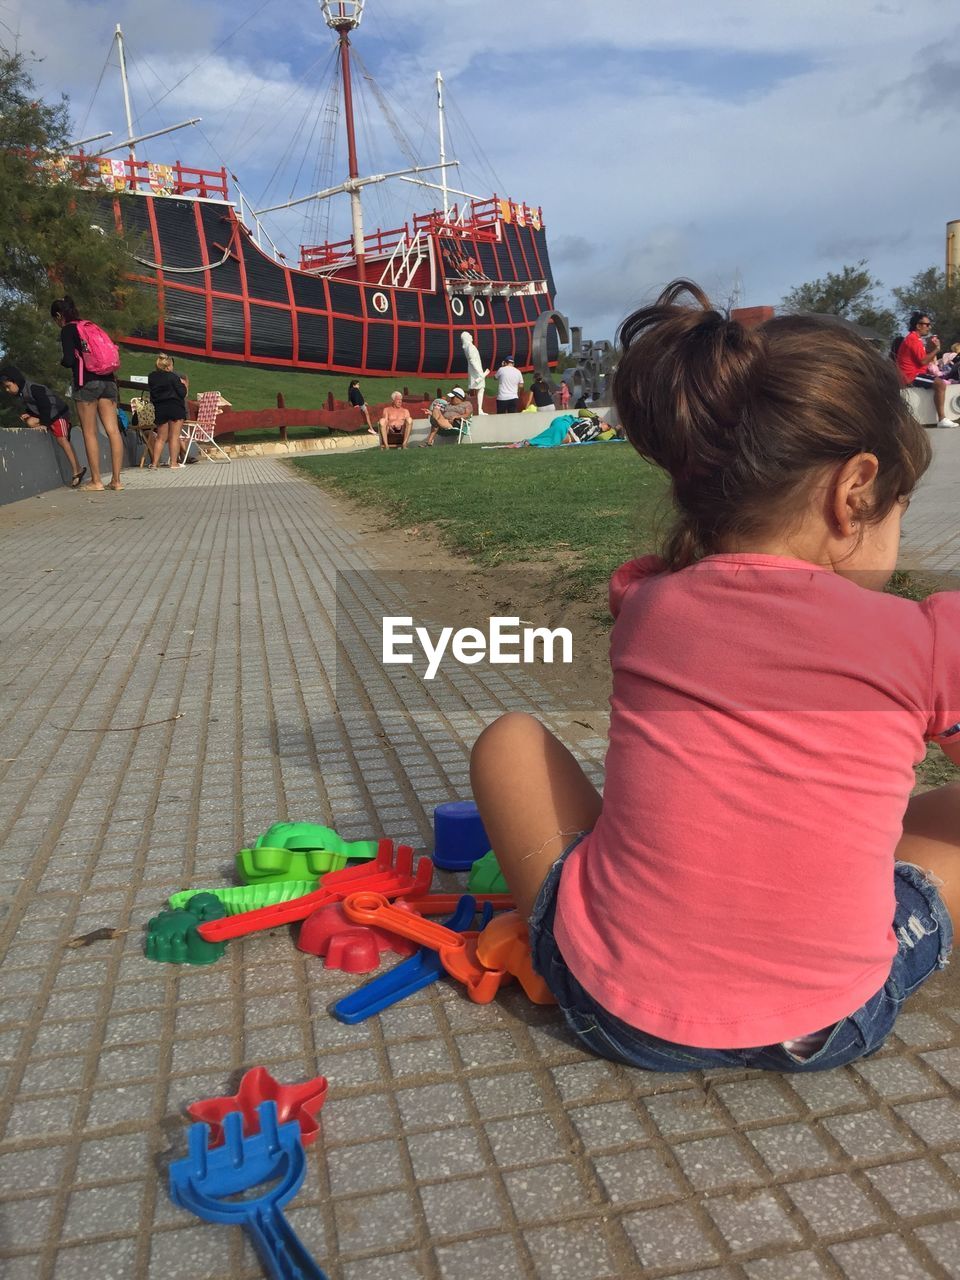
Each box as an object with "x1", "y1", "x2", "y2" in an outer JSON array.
[
  {"x1": 613, "y1": 280, "x2": 931, "y2": 570},
  {"x1": 155, "y1": 353, "x2": 173, "y2": 371}
]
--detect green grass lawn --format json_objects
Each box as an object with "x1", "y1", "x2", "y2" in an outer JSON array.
[
  {"x1": 293, "y1": 445, "x2": 670, "y2": 601},
  {"x1": 292, "y1": 444, "x2": 958, "y2": 791},
  {"x1": 118, "y1": 349, "x2": 495, "y2": 415}
]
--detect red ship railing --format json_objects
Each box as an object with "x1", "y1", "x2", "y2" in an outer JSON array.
[
  {"x1": 298, "y1": 194, "x2": 545, "y2": 273},
  {"x1": 37, "y1": 151, "x2": 229, "y2": 199}
]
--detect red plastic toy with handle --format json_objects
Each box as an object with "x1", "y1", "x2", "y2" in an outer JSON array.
[{"x1": 197, "y1": 841, "x2": 432, "y2": 944}]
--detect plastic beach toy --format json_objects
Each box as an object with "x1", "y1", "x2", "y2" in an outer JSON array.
[
  {"x1": 255, "y1": 823, "x2": 378, "y2": 858},
  {"x1": 398, "y1": 892, "x2": 515, "y2": 915},
  {"x1": 198, "y1": 840, "x2": 433, "y2": 944},
  {"x1": 169, "y1": 881, "x2": 318, "y2": 914},
  {"x1": 236, "y1": 846, "x2": 350, "y2": 885},
  {"x1": 187, "y1": 1066, "x2": 328, "y2": 1147},
  {"x1": 343, "y1": 893, "x2": 555, "y2": 1004},
  {"x1": 343, "y1": 890, "x2": 509, "y2": 1003},
  {"x1": 467, "y1": 849, "x2": 508, "y2": 895},
  {"x1": 237, "y1": 825, "x2": 379, "y2": 886},
  {"x1": 145, "y1": 894, "x2": 227, "y2": 966},
  {"x1": 297, "y1": 900, "x2": 419, "y2": 972},
  {"x1": 169, "y1": 1101, "x2": 328, "y2": 1280},
  {"x1": 333, "y1": 895, "x2": 492, "y2": 1024},
  {"x1": 432, "y1": 800, "x2": 491, "y2": 871}
]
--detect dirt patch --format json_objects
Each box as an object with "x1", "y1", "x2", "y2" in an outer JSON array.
[{"x1": 318, "y1": 484, "x2": 614, "y2": 738}]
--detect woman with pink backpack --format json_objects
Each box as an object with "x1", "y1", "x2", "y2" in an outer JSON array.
[{"x1": 50, "y1": 297, "x2": 125, "y2": 491}]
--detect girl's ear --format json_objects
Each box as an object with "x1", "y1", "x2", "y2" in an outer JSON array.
[{"x1": 831, "y1": 453, "x2": 879, "y2": 537}]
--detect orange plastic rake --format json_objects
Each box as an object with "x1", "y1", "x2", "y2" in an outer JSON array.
[{"x1": 197, "y1": 841, "x2": 433, "y2": 944}]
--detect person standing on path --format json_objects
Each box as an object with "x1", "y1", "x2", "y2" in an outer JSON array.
[
  {"x1": 147, "y1": 354, "x2": 188, "y2": 469},
  {"x1": 494, "y1": 356, "x2": 524, "y2": 414},
  {"x1": 50, "y1": 297, "x2": 124, "y2": 491},
  {"x1": 896, "y1": 311, "x2": 956, "y2": 428},
  {"x1": 0, "y1": 365, "x2": 86, "y2": 486}
]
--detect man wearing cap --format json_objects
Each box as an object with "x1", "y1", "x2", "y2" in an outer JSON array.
[
  {"x1": 422, "y1": 387, "x2": 472, "y2": 446},
  {"x1": 494, "y1": 356, "x2": 524, "y2": 414}
]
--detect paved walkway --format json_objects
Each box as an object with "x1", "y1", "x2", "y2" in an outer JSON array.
[
  {"x1": 902, "y1": 431, "x2": 960, "y2": 576},
  {"x1": 0, "y1": 457, "x2": 958, "y2": 1280}
]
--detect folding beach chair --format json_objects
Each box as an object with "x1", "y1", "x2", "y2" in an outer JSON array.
[{"x1": 182, "y1": 391, "x2": 232, "y2": 463}]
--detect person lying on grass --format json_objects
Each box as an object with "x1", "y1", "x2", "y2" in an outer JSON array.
[
  {"x1": 472, "y1": 278, "x2": 957, "y2": 1074},
  {"x1": 0, "y1": 365, "x2": 86, "y2": 487}
]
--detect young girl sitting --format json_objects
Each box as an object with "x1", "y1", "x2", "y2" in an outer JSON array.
[{"x1": 471, "y1": 280, "x2": 955, "y2": 1073}]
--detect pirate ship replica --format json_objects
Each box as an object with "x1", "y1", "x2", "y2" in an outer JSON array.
[{"x1": 59, "y1": 2, "x2": 558, "y2": 377}]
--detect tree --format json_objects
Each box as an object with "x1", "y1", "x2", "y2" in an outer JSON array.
[
  {"x1": 780, "y1": 260, "x2": 896, "y2": 340},
  {"x1": 892, "y1": 268, "x2": 960, "y2": 347},
  {"x1": 0, "y1": 45, "x2": 154, "y2": 416}
]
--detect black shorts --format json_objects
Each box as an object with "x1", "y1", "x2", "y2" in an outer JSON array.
[
  {"x1": 153, "y1": 401, "x2": 186, "y2": 426},
  {"x1": 497, "y1": 399, "x2": 520, "y2": 414}
]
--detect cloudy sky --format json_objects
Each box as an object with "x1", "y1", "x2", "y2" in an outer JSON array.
[{"x1": 3, "y1": 0, "x2": 955, "y2": 339}]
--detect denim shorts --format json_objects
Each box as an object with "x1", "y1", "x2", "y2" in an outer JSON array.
[
  {"x1": 74, "y1": 379, "x2": 118, "y2": 404},
  {"x1": 529, "y1": 839, "x2": 953, "y2": 1073}
]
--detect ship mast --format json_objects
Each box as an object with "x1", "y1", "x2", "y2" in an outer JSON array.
[
  {"x1": 322, "y1": 2, "x2": 367, "y2": 281},
  {"x1": 436, "y1": 71, "x2": 449, "y2": 219},
  {"x1": 115, "y1": 25, "x2": 137, "y2": 170}
]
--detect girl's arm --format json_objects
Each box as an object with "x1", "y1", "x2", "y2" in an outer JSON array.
[{"x1": 59, "y1": 326, "x2": 78, "y2": 372}]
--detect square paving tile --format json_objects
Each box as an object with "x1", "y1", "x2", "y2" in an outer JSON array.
[
  {"x1": 784, "y1": 1173, "x2": 884, "y2": 1236},
  {"x1": 524, "y1": 1222, "x2": 618, "y2": 1280},
  {"x1": 829, "y1": 1233, "x2": 934, "y2": 1279},
  {"x1": 621, "y1": 1202, "x2": 722, "y2": 1271},
  {"x1": 705, "y1": 1190, "x2": 803, "y2": 1252}
]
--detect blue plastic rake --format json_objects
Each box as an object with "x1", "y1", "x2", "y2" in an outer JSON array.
[{"x1": 169, "y1": 1100, "x2": 327, "y2": 1280}]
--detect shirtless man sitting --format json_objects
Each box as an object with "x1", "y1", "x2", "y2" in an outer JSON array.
[{"x1": 378, "y1": 391, "x2": 413, "y2": 449}]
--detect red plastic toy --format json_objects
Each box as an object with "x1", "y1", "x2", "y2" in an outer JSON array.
[
  {"x1": 197, "y1": 841, "x2": 433, "y2": 944},
  {"x1": 297, "y1": 900, "x2": 419, "y2": 972},
  {"x1": 186, "y1": 1066, "x2": 328, "y2": 1147}
]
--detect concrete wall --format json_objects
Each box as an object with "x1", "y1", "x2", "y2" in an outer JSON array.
[
  {"x1": 0, "y1": 426, "x2": 117, "y2": 506},
  {"x1": 902, "y1": 384, "x2": 960, "y2": 426}
]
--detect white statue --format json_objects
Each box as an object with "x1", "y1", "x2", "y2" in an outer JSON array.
[{"x1": 461, "y1": 331, "x2": 489, "y2": 416}]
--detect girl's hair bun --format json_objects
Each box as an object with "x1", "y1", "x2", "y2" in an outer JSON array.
[{"x1": 613, "y1": 279, "x2": 930, "y2": 569}]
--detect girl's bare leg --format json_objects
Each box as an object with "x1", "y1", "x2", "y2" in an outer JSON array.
[
  {"x1": 897, "y1": 783, "x2": 960, "y2": 927},
  {"x1": 74, "y1": 399, "x2": 103, "y2": 488},
  {"x1": 168, "y1": 420, "x2": 183, "y2": 467},
  {"x1": 54, "y1": 433, "x2": 82, "y2": 478},
  {"x1": 470, "y1": 712, "x2": 602, "y2": 919},
  {"x1": 150, "y1": 425, "x2": 169, "y2": 468},
  {"x1": 96, "y1": 397, "x2": 124, "y2": 488}
]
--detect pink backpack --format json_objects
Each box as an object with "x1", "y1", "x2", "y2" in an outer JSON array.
[{"x1": 74, "y1": 320, "x2": 120, "y2": 378}]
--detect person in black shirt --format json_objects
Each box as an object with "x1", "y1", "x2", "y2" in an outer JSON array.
[
  {"x1": 347, "y1": 379, "x2": 375, "y2": 434},
  {"x1": 0, "y1": 365, "x2": 86, "y2": 486},
  {"x1": 147, "y1": 354, "x2": 188, "y2": 469},
  {"x1": 529, "y1": 375, "x2": 555, "y2": 409}
]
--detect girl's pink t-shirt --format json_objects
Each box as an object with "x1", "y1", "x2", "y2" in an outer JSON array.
[{"x1": 554, "y1": 553, "x2": 960, "y2": 1049}]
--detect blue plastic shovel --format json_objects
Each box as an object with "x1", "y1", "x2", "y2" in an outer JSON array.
[{"x1": 169, "y1": 1100, "x2": 327, "y2": 1280}]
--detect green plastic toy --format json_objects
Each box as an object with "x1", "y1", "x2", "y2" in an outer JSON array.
[
  {"x1": 466, "y1": 850, "x2": 507, "y2": 895},
  {"x1": 145, "y1": 894, "x2": 227, "y2": 966},
  {"x1": 254, "y1": 823, "x2": 378, "y2": 860},
  {"x1": 168, "y1": 881, "x2": 318, "y2": 914},
  {"x1": 236, "y1": 847, "x2": 350, "y2": 886}
]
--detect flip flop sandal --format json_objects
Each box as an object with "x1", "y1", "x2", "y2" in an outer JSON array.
[{"x1": 70, "y1": 467, "x2": 87, "y2": 488}]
